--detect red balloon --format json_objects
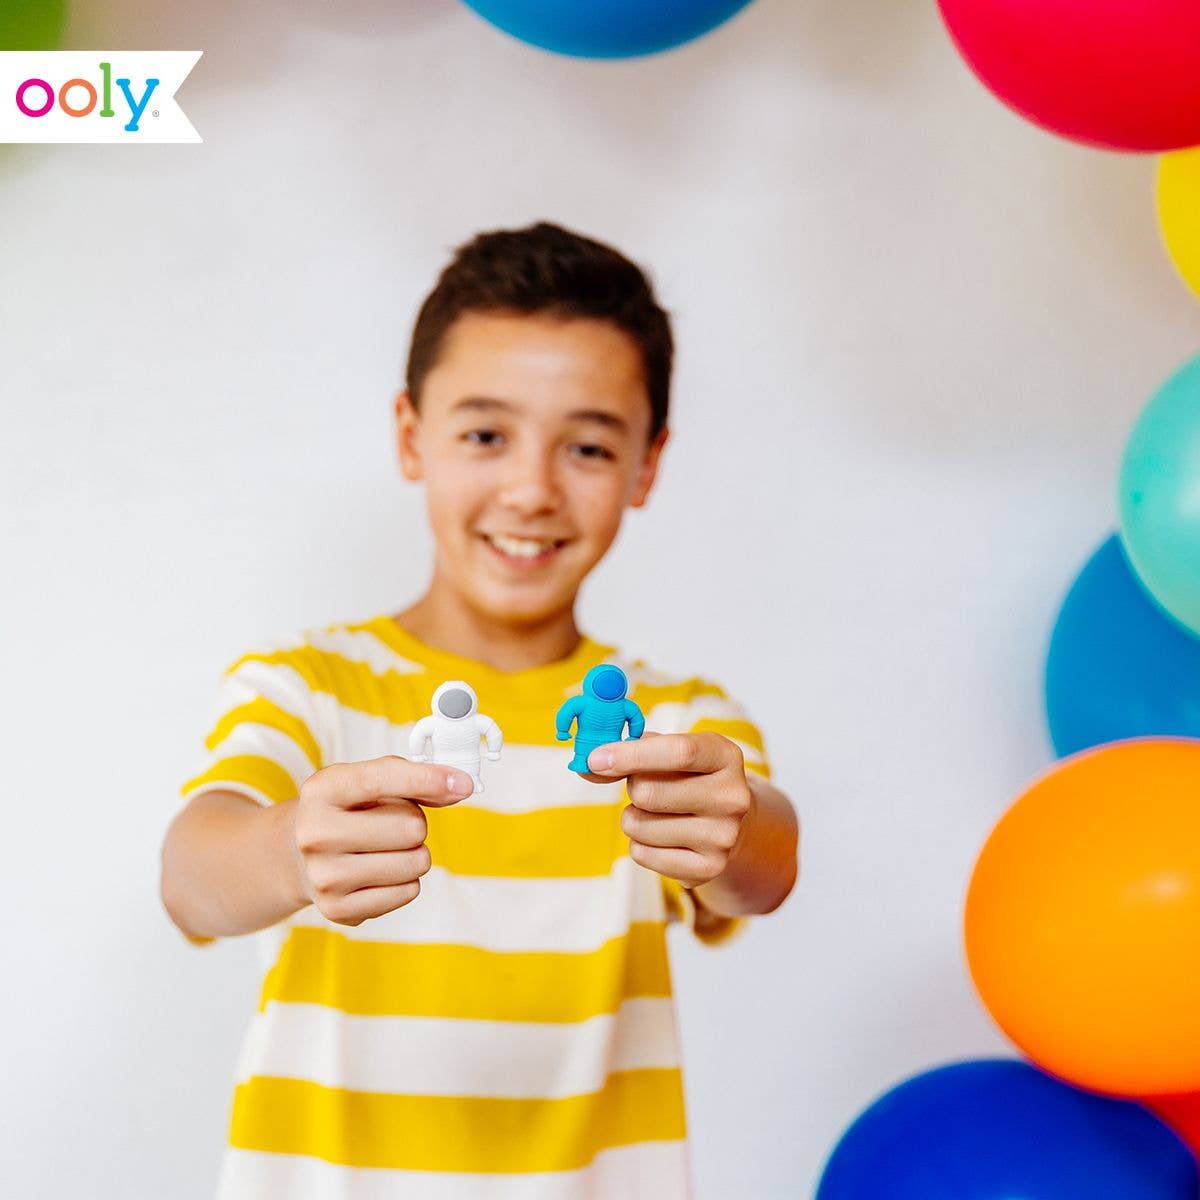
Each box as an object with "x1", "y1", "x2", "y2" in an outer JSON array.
[
  {"x1": 1144, "y1": 1093, "x2": 1200, "y2": 1164},
  {"x1": 937, "y1": 0, "x2": 1200, "y2": 152}
]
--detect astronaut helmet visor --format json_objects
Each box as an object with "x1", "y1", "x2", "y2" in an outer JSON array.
[
  {"x1": 591, "y1": 667, "x2": 627, "y2": 701},
  {"x1": 437, "y1": 688, "x2": 474, "y2": 719}
]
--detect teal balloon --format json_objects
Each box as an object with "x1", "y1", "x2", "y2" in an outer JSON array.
[
  {"x1": 1120, "y1": 353, "x2": 1200, "y2": 637},
  {"x1": 0, "y1": 0, "x2": 67, "y2": 49}
]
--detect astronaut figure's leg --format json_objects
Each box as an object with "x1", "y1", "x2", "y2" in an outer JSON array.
[
  {"x1": 441, "y1": 749, "x2": 484, "y2": 795},
  {"x1": 569, "y1": 739, "x2": 602, "y2": 773}
]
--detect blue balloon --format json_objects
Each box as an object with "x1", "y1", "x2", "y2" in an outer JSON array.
[
  {"x1": 458, "y1": 0, "x2": 756, "y2": 58},
  {"x1": 817, "y1": 1060, "x2": 1196, "y2": 1200},
  {"x1": 1044, "y1": 534, "x2": 1200, "y2": 758}
]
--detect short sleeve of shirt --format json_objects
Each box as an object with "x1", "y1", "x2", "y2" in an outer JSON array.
[
  {"x1": 639, "y1": 674, "x2": 772, "y2": 947},
  {"x1": 176, "y1": 642, "x2": 329, "y2": 945}
]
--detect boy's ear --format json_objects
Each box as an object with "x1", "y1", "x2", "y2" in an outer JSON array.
[
  {"x1": 630, "y1": 427, "x2": 669, "y2": 509},
  {"x1": 394, "y1": 390, "x2": 424, "y2": 481}
]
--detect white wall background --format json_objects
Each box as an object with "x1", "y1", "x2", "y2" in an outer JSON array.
[{"x1": 2, "y1": 0, "x2": 1198, "y2": 1195}]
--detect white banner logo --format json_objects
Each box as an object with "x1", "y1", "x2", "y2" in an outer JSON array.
[{"x1": 0, "y1": 52, "x2": 202, "y2": 143}]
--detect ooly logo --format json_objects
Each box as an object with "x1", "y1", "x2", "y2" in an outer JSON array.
[
  {"x1": 0, "y1": 51, "x2": 201, "y2": 143},
  {"x1": 17, "y1": 63, "x2": 160, "y2": 132}
]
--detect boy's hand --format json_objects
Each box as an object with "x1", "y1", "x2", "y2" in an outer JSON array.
[
  {"x1": 585, "y1": 732, "x2": 754, "y2": 888},
  {"x1": 290, "y1": 755, "x2": 473, "y2": 927}
]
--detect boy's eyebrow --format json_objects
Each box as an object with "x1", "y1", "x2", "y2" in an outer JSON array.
[
  {"x1": 451, "y1": 396, "x2": 629, "y2": 432},
  {"x1": 568, "y1": 408, "x2": 629, "y2": 432},
  {"x1": 451, "y1": 396, "x2": 517, "y2": 414}
]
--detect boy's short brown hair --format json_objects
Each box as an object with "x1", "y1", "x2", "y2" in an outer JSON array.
[{"x1": 406, "y1": 221, "x2": 673, "y2": 440}]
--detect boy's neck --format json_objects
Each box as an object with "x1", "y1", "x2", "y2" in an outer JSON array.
[{"x1": 393, "y1": 582, "x2": 582, "y2": 673}]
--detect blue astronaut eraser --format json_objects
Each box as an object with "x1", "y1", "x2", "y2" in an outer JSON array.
[
  {"x1": 409, "y1": 680, "x2": 503, "y2": 795},
  {"x1": 554, "y1": 664, "x2": 645, "y2": 773}
]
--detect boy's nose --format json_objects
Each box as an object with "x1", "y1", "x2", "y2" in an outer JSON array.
[{"x1": 496, "y1": 452, "x2": 561, "y2": 516}]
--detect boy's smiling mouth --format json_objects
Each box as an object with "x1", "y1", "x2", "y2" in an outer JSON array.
[{"x1": 479, "y1": 531, "x2": 571, "y2": 567}]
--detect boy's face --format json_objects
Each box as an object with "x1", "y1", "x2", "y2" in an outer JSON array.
[{"x1": 395, "y1": 311, "x2": 667, "y2": 628}]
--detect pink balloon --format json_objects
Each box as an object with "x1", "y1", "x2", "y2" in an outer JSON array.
[{"x1": 937, "y1": 0, "x2": 1200, "y2": 152}]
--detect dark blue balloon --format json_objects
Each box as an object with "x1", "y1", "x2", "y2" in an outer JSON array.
[
  {"x1": 458, "y1": 0, "x2": 756, "y2": 58},
  {"x1": 1045, "y1": 534, "x2": 1200, "y2": 758},
  {"x1": 817, "y1": 1060, "x2": 1196, "y2": 1200}
]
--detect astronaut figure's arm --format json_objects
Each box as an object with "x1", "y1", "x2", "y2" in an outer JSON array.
[
  {"x1": 478, "y1": 713, "x2": 503, "y2": 761},
  {"x1": 555, "y1": 696, "x2": 585, "y2": 740},
  {"x1": 623, "y1": 699, "x2": 645, "y2": 740},
  {"x1": 408, "y1": 715, "x2": 435, "y2": 762}
]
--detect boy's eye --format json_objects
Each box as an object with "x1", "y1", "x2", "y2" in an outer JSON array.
[
  {"x1": 463, "y1": 430, "x2": 504, "y2": 447},
  {"x1": 569, "y1": 443, "x2": 616, "y2": 462}
]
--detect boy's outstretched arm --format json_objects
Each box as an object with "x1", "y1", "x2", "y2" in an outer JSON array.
[
  {"x1": 584, "y1": 732, "x2": 798, "y2": 918},
  {"x1": 161, "y1": 758, "x2": 475, "y2": 940},
  {"x1": 161, "y1": 790, "x2": 310, "y2": 940},
  {"x1": 691, "y1": 772, "x2": 798, "y2": 918}
]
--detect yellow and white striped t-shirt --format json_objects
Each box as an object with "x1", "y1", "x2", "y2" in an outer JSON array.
[{"x1": 179, "y1": 614, "x2": 771, "y2": 1200}]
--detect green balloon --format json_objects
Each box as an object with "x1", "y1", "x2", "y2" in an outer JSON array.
[
  {"x1": 1119, "y1": 353, "x2": 1200, "y2": 637},
  {"x1": 0, "y1": 0, "x2": 67, "y2": 50}
]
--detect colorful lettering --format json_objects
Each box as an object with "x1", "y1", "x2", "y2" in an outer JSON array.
[
  {"x1": 99, "y1": 62, "x2": 114, "y2": 118},
  {"x1": 15, "y1": 78, "x2": 54, "y2": 118},
  {"x1": 114, "y1": 76, "x2": 158, "y2": 132},
  {"x1": 14, "y1": 65, "x2": 161, "y2": 131},
  {"x1": 59, "y1": 78, "x2": 98, "y2": 118}
]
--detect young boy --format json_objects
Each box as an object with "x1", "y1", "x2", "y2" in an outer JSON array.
[{"x1": 162, "y1": 221, "x2": 799, "y2": 1200}]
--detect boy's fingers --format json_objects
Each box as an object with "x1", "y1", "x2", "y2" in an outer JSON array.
[
  {"x1": 626, "y1": 843, "x2": 713, "y2": 888},
  {"x1": 323, "y1": 756, "x2": 474, "y2": 809},
  {"x1": 574, "y1": 733, "x2": 661, "y2": 784},
  {"x1": 587, "y1": 732, "x2": 730, "y2": 778}
]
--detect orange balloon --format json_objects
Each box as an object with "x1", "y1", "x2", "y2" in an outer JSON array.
[{"x1": 965, "y1": 739, "x2": 1200, "y2": 1097}]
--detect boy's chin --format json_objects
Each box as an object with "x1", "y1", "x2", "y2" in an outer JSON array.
[{"x1": 471, "y1": 584, "x2": 578, "y2": 629}]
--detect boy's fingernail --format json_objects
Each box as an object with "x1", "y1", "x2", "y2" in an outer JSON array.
[
  {"x1": 590, "y1": 749, "x2": 613, "y2": 771},
  {"x1": 446, "y1": 772, "x2": 468, "y2": 795}
]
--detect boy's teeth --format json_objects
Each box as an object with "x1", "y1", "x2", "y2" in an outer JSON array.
[{"x1": 490, "y1": 534, "x2": 556, "y2": 559}]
